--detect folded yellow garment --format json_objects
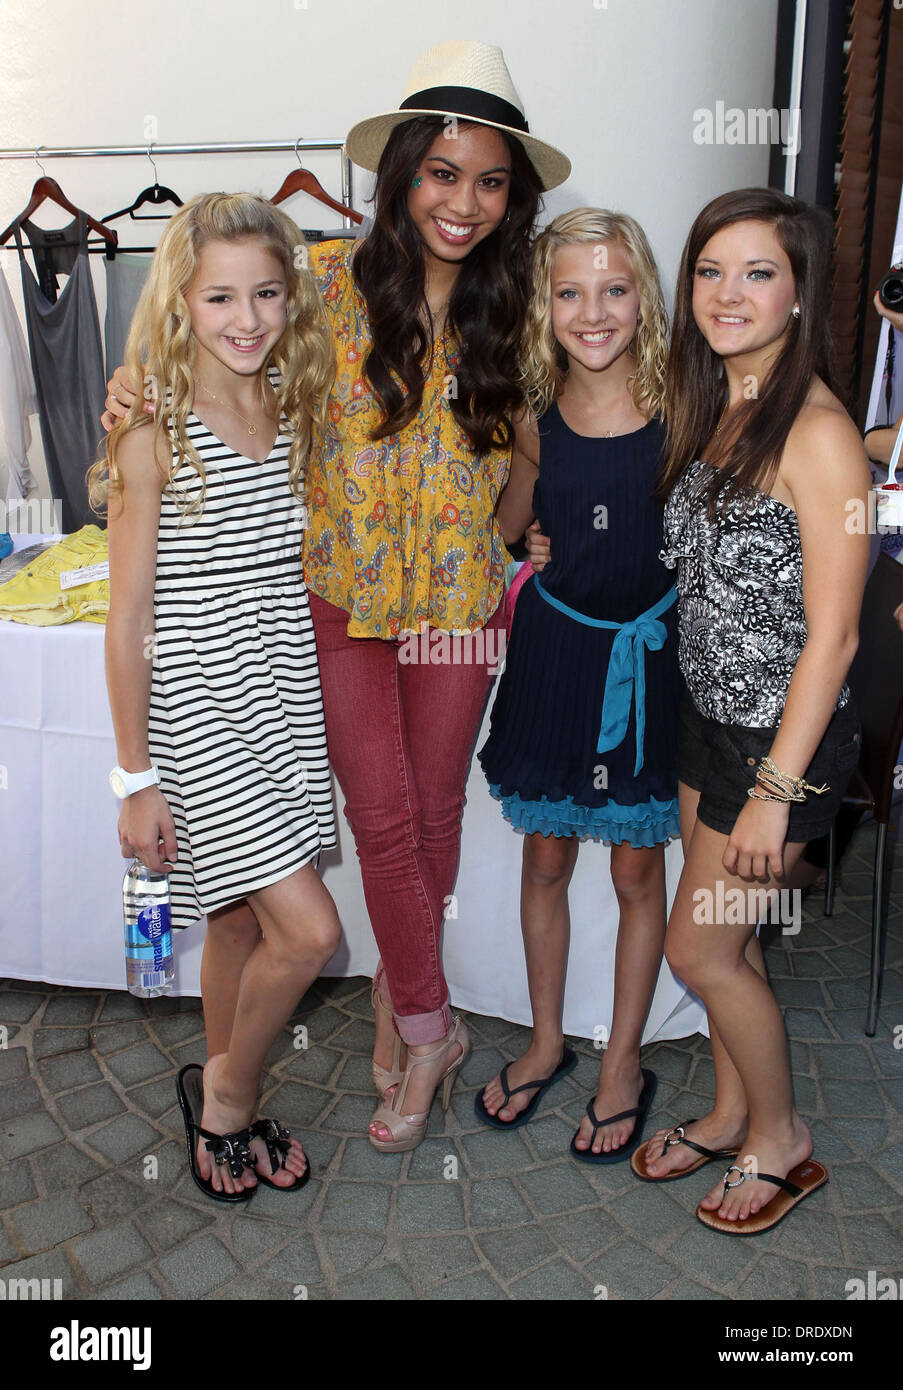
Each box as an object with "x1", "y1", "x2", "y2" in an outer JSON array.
[{"x1": 0, "y1": 525, "x2": 109, "y2": 625}]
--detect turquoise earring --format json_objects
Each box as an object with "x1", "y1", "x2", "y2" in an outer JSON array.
[{"x1": 412, "y1": 176, "x2": 423, "y2": 188}]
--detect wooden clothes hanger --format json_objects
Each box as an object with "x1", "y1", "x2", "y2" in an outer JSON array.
[
  {"x1": 0, "y1": 149, "x2": 118, "y2": 251},
  {"x1": 270, "y1": 138, "x2": 363, "y2": 225}
]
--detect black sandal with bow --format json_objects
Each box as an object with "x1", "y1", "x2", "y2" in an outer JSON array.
[
  {"x1": 248, "y1": 1117, "x2": 311, "y2": 1192},
  {"x1": 176, "y1": 1063, "x2": 256, "y2": 1204}
]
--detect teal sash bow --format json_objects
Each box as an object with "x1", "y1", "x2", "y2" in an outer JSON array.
[{"x1": 533, "y1": 576, "x2": 677, "y2": 775}]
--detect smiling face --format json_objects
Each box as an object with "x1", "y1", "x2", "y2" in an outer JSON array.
[
  {"x1": 691, "y1": 219, "x2": 797, "y2": 362},
  {"x1": 405, "y1": 123, "x2": 511, "y2": 266},
  {"x1": 183, "y1": 237, "x2": 288, "y2": 383},
  {"x1": 549, "y1": 239, "x2": 640, "y2": 373}
]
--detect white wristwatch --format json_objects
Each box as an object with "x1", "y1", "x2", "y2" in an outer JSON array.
[{"x1": 109, "y1": 765, "x2": 161, "y2": 799}]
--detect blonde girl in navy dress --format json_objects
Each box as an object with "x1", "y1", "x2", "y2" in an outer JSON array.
[{"x1": 477, "y1": 209, "x2": 682, "y2": 1161}]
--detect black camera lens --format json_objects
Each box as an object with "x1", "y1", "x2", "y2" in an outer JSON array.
[{"x1": 877, "y1": 270, "x2": 903, "y2": 310}]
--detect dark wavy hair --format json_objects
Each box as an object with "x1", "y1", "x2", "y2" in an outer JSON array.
[
  {"x1": 351, "y1": 116, "x2": 544, "y2": 455},
  {"x1": 658, "y1": 187, "x2": 837, "y2": 508}
]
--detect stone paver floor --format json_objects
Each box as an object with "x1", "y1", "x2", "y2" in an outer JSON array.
[{"x1": 1, "y1": 823, "x2": 901, "y2": 1301}]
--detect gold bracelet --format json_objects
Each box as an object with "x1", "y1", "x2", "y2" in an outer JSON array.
[
  {"x1": 758, "y1": 755, "x2": 829, "y2": 798},
  {"x1": 747, "y1": 784, "x2": 794, "y2": 803},
  {"x1": 752, "y1": 771, "x2": 806, "y2": 803}
]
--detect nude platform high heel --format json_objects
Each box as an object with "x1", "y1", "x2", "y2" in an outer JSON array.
[{"x1": 368, "y1": 1017, "x2": 470, "y2": 1153}]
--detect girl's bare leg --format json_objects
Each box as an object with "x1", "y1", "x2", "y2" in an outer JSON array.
[
  {"x1": 645, "y1": 784, "x2": 751, "y2": 1175},
  {"x1": 200, "y1": 901, "x2": 262, "y2": 1058},
  {"x1": 479, "y1": 831, "x2": 578, "y2": 1122},
  {"x1": 573, "y1": 841, "x2": 666, "y2": 1155},
  {"x1": 194, "y1": 901, "x2": 262, "y2": 1192},
  {"x1": 197, "y1": 864, "x2": 342, "y2": 1194},
  {"x1": 654, "y1": 817, "x2": 810, "y2": 1220}
]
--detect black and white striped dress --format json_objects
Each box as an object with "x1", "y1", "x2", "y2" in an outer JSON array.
[{"x1": 147, "y1": 410, "x2": 337, "y2": 930}]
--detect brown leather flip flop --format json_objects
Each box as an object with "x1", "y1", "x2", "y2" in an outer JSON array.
[
  {"x1": 695, "y1": 1158, "x2": 829, "y2": 1235},
  {"x1": 630, "y1": 1118, "x2": 741, "y2": 1181}
]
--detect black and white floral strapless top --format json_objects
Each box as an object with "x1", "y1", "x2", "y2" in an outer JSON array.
[{"x1": 660, "y1": 458, "x2": 849, "y2": 727}]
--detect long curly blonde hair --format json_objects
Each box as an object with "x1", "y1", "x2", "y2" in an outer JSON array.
[
  {"x1": 89, "y1": 192, "x2": 335, "y2": 517},
  {"x1": 519, "y1": 207, "x2": 669, "y2": 420}
]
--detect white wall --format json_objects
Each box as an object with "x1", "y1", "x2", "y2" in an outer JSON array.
[{"x1": 0, "y1": 0, "x2": 780, "y2": 503}]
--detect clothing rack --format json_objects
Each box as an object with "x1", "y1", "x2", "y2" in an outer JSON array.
[{"x1": 0, "y1": 140, "x2": 356, "y2": 228}]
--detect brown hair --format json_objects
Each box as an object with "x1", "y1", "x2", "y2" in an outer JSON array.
[{"x1": 658, "y1": 187, "x2": 836, "y2": 508}]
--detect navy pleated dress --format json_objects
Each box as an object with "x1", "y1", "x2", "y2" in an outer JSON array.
[{"x1": 478, "y1": 406, "x2": 682, "y2": 846}]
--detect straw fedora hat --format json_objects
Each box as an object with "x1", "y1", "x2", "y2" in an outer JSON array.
[{"x1": 344, "y1": 39, "x2": 571, "y2": 191}]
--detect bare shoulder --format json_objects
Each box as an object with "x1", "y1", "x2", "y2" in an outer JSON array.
[
  {"x1": 112, "y1": 421, "x2": 169, "y2": 494},
  {"x1": 513, "y1": 405, "x2": 541, "y2": 466},
  {"x1": 782, "y1": 386, "x2": 869, "y2": 496}
]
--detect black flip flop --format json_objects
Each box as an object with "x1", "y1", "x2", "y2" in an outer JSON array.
[
  {"x1": 474, "y1": 1047, "x2": 578, "y2": 1129},
  {"x1": 696, "y1": 1158, "x2": 829, "y2": 1236},
  {"x1": 176, "y1": 1063, "x2": 256, "y2": 1204},
  {"x1": 631, "y1": 1118, "x2": 741, "y2": 1182},
  {"x1": 570, "y1": 1068, "x2": 658, "y2": 1164},
  {"x1": 249, "y1": 1117, "x2": 311, "y2": 1192}
]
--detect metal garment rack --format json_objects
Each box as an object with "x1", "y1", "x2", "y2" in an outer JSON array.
[{"x1": 0, "y1": 139, "x2": 355, "y2": 228}]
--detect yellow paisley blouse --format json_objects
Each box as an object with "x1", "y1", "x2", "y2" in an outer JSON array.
[{"x1": 303, "y1": 241, "x2": 511, "y2": 639}]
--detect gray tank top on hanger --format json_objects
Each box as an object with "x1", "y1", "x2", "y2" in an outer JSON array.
[
  {"x1": 15, "y1": 213, "x2": 107, "y2": 532},
  {"x1": 104, "y1": 252, "x2": 151, "y2": 381}
]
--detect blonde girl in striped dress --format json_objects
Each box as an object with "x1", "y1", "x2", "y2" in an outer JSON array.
[{"x1": 90, "y1": 193, "x2": 341, "y2": 1202}]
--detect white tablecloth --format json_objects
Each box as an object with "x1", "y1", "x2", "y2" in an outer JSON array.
[{"x1": 0, "y1": 539, "x2": 705, "y2": 1042}]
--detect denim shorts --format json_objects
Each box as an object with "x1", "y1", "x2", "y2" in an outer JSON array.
[{"x1": 677, "y1": 693, "x2": 861, "y2": 842}]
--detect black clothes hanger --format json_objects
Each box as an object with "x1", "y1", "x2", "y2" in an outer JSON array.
[
  {"x1": 102, "y1": 149, "x2": 183, "y2": 222},
  {"x1": 102, "y1": 182, "x2": 183, "y2": 223},
  {"x1": 90, "y1": 184, "x2": 178, "y2": 254},
  {"x1": 89, "y1": 147, "x2": 181, "y2": 253}
]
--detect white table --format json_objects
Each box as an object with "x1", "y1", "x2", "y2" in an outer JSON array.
[{"x1": 0, "y1": 538, "x2": 705, "y2": 1043}]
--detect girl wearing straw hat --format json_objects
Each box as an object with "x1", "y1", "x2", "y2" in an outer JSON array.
[{"x1": 104, "y1": 40, "x2": 570, "y2": 1153}]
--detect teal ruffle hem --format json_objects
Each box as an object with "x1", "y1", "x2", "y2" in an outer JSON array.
[{"x1": 487, "y1": 783, "x2": 680, "y2": 847}]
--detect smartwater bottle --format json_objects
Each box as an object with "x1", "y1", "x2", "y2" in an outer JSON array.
[{"x1": 122, "y1": 858, "x2": 174, "y2": 998}]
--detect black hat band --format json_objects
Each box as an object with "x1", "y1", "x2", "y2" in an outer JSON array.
[{"x1": 399, "y1": 86, "x2": 530, "y2": 134}]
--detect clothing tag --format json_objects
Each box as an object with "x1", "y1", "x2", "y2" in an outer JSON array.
[{"x1": 59, "y1": 561, "x2": 110, "y2": 590}]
